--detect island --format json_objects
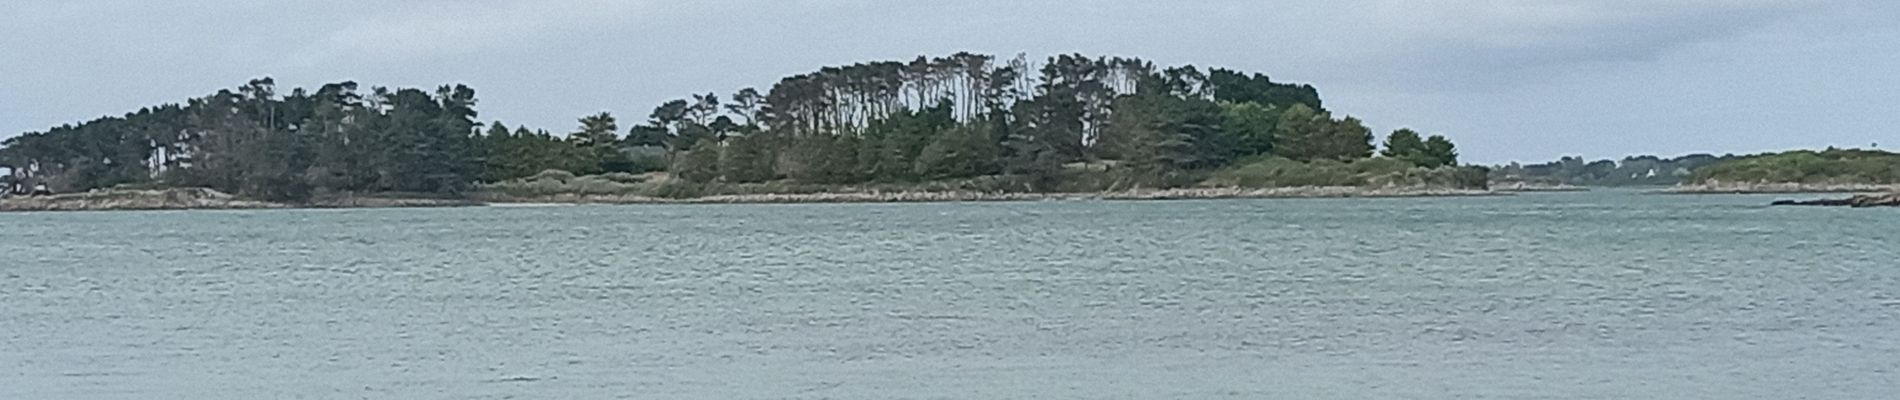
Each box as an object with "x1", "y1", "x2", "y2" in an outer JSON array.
[{"x1": 8, "y1": 53, "x2": 1895, "y2": 212}]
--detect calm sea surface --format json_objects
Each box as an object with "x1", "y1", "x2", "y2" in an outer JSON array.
[{"x1": 2, "y1": 191, "x2": 1896, "y2": 399}]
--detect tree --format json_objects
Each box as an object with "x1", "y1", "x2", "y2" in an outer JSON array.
[
  {"x1": 725, "y1": 88, "x2": 766, "y2": 125},
  {"x1": 914, "y1": 124, "x2": 999, "y2": 179},
  {"x1": 1381, "y1": 129, "x2": 1430, "y2": 166},
  {"x1": 1220, "y1": 102, "x2": 1279, "y2": 157},
  {"x1": 1206, "y1": 68, "x2": 1323, "y2": 110},
  {"x1": 779, "y1": 135, "x2": 856, "y2": 183},
  {"x1": 1423, "y1": 135, "x2": 1459, "y2": 167},
  {"x1": 1272, "y1": 104, "x2": 1371, "y2": 162},
  {"x1": 648, "y1": 99, "x2": 690, "y2": 149},
  {"x1": 1381, "y1": 129, "x2": 1457, "y2": 168},
  {"x1": 574, "y1": 112, "x2": 619, "y2": 146},
  {"x1": 574, "y1": 113, "x2": 634, "y2": 172},
  {"x1": 718, "y1": 134, "x2": 775, "y2": 183},
  {"x1": 1101, "y1": 91, "x2": 1230, "y2": 173},
  {"x1": 867, "y1": 102, "x2": 955, "y2": 181},
  {"x1": 672, "y1": 138, "x2": 721, "y2": 183}
]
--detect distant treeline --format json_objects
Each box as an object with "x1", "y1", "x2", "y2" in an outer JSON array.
[
  {"x1": 1493, "y1": 148, "x2": 1900, "y2": 186},
  {"x1": 3, "y1": 52, "x2": 1479, "y2": 200},
  {"x1": 1491, "y1": 154, "x2": 1731, "y2": 186}
]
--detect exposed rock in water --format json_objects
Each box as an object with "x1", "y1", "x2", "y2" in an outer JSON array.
[
  {"x1": 0, "y1": 188, "x2": 283, "y2": 211},
  {"x1": 1771, "y1": 193, "x2": 1900, "y2": 208}
]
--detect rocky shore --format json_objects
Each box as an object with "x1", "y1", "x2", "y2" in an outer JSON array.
[
  {"x1": 1490, "y1": 182, "x2": 1590, "y2": 192},
  {"x1": 0, "y1": 188, "x2": 483, "y2": 212},
  {"x1": 1771, "y1": 192, "x2": 1900, "y2": 208},
  {"x1": 3, "y1": 185, "x2": 1500, "y2": 212},
  {"x1": 481, "y1": 186, "x2": 1502, "y2": 205},
  {"x1": 1659, "y1": 181, "x2": 1900, "y2": 194},
  {"x1": 0, "y1": 188, "x2": 280, "y2": 211}
]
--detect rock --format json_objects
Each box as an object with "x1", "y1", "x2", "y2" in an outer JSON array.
[
  {"x1": 1771, "y1": 193, "x2": 1900, "y2": 208},
  {"x1": 1850, "y1": 193, "x2": 1900, "y2": 208},
  {"x1": 0, "y1": 187, "x2": 279, "y2": 212}
]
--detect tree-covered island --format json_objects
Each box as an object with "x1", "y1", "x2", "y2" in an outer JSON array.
[
  {"x1": 9, "y1": 52, "x2": 1892, "y2": 210},
  {"x1": 1, "y1": 53, "x2": 1484, "y2": 209}
]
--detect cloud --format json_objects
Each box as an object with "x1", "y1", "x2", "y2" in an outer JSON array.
[
  {"x1": 284, "y1": 0, "x2": 657, "y2": 66},
  {"x1": 1324, "y1": 0, "x2": 1820, "y2": 90}
]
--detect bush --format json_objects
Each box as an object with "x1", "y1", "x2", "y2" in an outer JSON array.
[
  {"x1": 1206, "y1": 156, "x2": 1488, "y2": 189},
  {"x1": 1207, "y1": 156, "x2": 1359, "y2": 188},
  {"x1": 1351, "y1": 157, "x2": 1415, "y2": 176},
  {"x1": 527, "y1": 169, "x2": 577, "y2": 183},
  {"x1": 671, "y1": 139, "x2": 722, "y2": 183},
  {"x1": 622, "y1": 146, "x2": 669, "y2": 173},
  {"x1": 597, "y1": 172, "x2": 648, "y2": 184}
]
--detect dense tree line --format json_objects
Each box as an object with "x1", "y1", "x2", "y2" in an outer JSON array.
[
  {"x1": 0, "y1": 79, "x2": 498, "y2": 200},
  {"x1": 4, "y1": 52, "x2": 1472, "y2": 200},
  {"x1": 642, "y1": 52, "x2": 1452, "y2": 189}
]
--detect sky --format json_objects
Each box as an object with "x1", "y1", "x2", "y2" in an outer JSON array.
[{"x1": 2, "y1": 0, "x2": 1896, "y2": 164}]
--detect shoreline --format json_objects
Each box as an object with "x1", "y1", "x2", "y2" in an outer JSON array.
[
  {"x1": 480, "y1": 186, "x2": 1504, "y2": 205},
  {"x1": 2, "y1": 186, "x2": 1502, "y2": 212},
  {"x1": 1489, "y1": 182, "x2": 1591, "y2": 193},
  {"x1": 0, "y1": 188, "x2": 484, "y2": 213},
  {"x1": 1653, "y1": 182, "x2": 1900, "y2": 195}
]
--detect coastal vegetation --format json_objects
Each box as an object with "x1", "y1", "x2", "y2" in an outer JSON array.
[
  {"x1": 1489, "y1": 154, "x2": 1731, "y2": 187},
  {"x1": 1490, "y1": 149, "x2": 1900, "y2": 194},
  {"x1": 1662, "y1": 148, "x2": 1900, "y2": 193},
  {"x1": 1687, "y1": 148, "x2": 1900, "y2": 185},
  {"x1": 1, "y1": 53, "x2": 1486, "y2": 206}
]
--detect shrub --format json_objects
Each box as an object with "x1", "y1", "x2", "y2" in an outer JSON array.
[{"x1": 527, "y1": 169, "x2": 577, "y2": 183}]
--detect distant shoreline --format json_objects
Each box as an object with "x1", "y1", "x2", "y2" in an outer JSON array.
[
  {"x1": 478, "y1": 186, "x2": 1504, "y2": 205},
  {"x1": 1653, "y1": 182, "x2": 1900, "y2": 195},
  {"x1": 1490, "y1": 182, "x2": 1590, "y2": 192},
  {"x1": 0, "y1": 186, "x2": 1503, "y2": 212}
]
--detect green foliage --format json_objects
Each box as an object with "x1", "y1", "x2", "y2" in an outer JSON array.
[
  {"x1": 3, "y1": 53, "x2": 1487, "y2": 201},
  {"x1": 1206, "y1": 68, "x2": 1323, "y2": 111},
  {"x1": 1219, "y1": 102, "x2": 1279, "y2": 157},
  {"x1": 1271, "y1": 104, "x2": 1372, "y2": 162},
  {"x1": 571, "y1": 112, "x2": 639, "y2": 173},
  {"x1": 914, "y1": 124, "x2": 1000, "y2": 179},
  {"x1": 1101, "y1": 92, "x2": 1233, "y2": 173},
  {"x1": 528, "y1": 169, "x2": 578, "y2": 182},
  {"x1": 485, "y1": 126, "x2": 600, "y2": 181},
  {"x1": 718, "y1": 134, "x2": 776, "y2": 183},
  {"x1": 1207, "y1": 156, "x2": 1488, "y2": 189},
  {"x1": 867, "y1": 103, "x2": 957, "y2": 181},
  {"x1": 621, "y1": 146, "x2": 669, "y2": 173},
  {"x1": 0, "y1": 79, "x2": 492, "y2": 200},
  {"x1": 1209, "y1": 157, "x2": 1361, "y2": 187},
  {"x1": 1423, "y1": 136, "x2": 1458, "y2": 167},
  {"x1": 671, "y1": 138, "x2": 722, "y2": 183},
  {"x1": 1380, "y1": 129, "x2": 1457, "y2": 168},
  {"x1": 1689, "y1": 148, "x2": 1900, "y2": 184},
  {"x1": 1380, "y1": 129, "x2": 1427, "y2": 164},
  {"x1": 778, "y1": 135, "x2": 863, "y2": 184}
]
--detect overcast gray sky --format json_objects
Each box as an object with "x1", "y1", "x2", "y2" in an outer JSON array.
[{"x1": 3, "y1": 0, "x2": 1895, "y2": 164}]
